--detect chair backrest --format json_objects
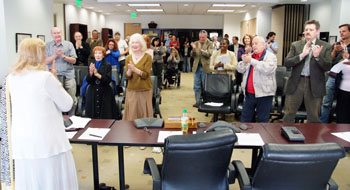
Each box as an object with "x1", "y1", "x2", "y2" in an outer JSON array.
[
  {"x1": 203, "y1": 74, "x2": 232, "y2": 103},
  {"x1": 161, "y1": 129, "x2": 237, "y2": 190},
  {"x1": 251, "y1": 143, "x2": 346, "y2": 190},
  {"x1": 74, "y1": 66, "x2": 89, "y2": 87},
  {"x1": 151, "y1": 75, "x2": 158, "y2": 97},
  {"x1": 275, "y1": 66, "x2": 287, "y2": 93},
  {"x1": 111, "y1": 65, "x2": 120, "y2": 86}
]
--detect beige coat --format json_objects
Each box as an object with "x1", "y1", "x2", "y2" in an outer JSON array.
[
  {"x1": 210, "y1": 50, "x2": 238, "y2": 80},
  {"x1": 190, "y1": 39, "x2": 213, "y2": 73}
]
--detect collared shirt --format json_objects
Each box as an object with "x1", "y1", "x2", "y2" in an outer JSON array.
[
  {"x1": 265, "y1": 41, "x2": 278, "y2": 54},
  {"x1": 246, "y1": 50, "x2": 265, "y2": 94},
  {"x1": 46, "y1": 40, "x2": 77, "y2": 79},
  {"x1": 213, "y1": 41, "x2": 220, "y2": 50},
  {"x1": 117, "y1": 39, "x2": 128, "y2": 61},
  {"x1": 300, "y1": 39, "x2": 316, "y2": 76}
]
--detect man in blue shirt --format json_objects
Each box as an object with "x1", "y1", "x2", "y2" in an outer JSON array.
[
  {"x1": 265, "y1": 32, "x2": 278, "y2": 55},
  {"x1": 45, "y1": 27, "x2": 77, "y2": 115}
]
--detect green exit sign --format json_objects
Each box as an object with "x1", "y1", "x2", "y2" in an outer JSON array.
[
  {"x1": 76, "y1": 0, "x2": 81, "y2": 8},
  {"x1": 130, "y1": 13, "x2": 137, "y2": 18}
]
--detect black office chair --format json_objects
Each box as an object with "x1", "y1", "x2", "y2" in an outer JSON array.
[
  {"x1": 151, "y1": 76, "x2": 162, "y2": 118},
  {"x1": 143, "y1": 129, "x2": 237, "y2": 190},
  {"x1": 198, "y1": 74, "x2": 234, "y2": 122},
  {"x1": 233, "y1": 143, "x2": 346, "y2": 190}
]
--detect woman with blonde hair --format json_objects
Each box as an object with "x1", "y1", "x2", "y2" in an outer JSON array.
[
  {"x1": 2, "y1": 38, "x2": 78, "y2": 189},
  {"x1": 164, "y1": 47, "x2": 180, "y2": 87},
  {"x1": 123, "y1": 33, "x2": 153, "y2": 121}
]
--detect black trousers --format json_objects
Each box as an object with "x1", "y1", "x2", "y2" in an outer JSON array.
[{"x1": 336, "y1": 89, "x2": 350, "y2": 123}]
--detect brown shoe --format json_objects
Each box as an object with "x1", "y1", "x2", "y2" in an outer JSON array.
[{"x1": 193, "y1": 103, "x2": 198, "y2": 108}]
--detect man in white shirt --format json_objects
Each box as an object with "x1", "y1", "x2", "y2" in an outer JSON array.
[{"x1": 115, "y1": 32, "x2": 129, "y2": 87}]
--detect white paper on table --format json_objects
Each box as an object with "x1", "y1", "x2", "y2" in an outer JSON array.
[
  {"x1": 204, "y1": 102, "x2": 224, "y2": 107},
  {"x1": 157, "y1": 131, "x2": 183, "y2": 143},
  {"x1": 236, "y1": 133, "x2": 265, "y2": 146},
  {"x1": 331, "y1": 132, "x2": 350, "y2": 143},
  {"x1": 67, "y1": 116, "x2": 91, "y2": 129},
  {"x1": 330, "y1": 59, "x2": 349, "y2": 73},
  {"x1": 66, "y1": 131, "x2": 78, "y2": 139},
  {"x1": 78, "y1": 128, "x2": 111, "y2": 140}
]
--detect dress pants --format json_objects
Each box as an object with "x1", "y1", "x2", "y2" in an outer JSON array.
[
  {"x1": 319, "y1": 77, "x2": 336, "y2": 123},
  {"x1": 193, "y1": 64, "x2": 205, "y2": 105},
  {"x1": 283, "y1": 77, "x2": 322, "y2": 123},
  {"x1": 241, "y1": 92, "x2": 273, "y2": 123},
  {"x1": 336, "y1": 89, "x2": 350, "y2": 124}
]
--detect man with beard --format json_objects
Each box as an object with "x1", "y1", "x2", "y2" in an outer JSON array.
[
  {"x1": 265, "y1": 32, "x2": 278, "y2": 55},
  {"x1": 283, "y1": 20, "x2": 332, "y2": 123}
]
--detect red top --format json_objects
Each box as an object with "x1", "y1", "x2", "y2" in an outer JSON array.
[
  {"x1": 168, "y1": 41, "x2": 180, "y2": 49},
  {"x1": 246, "y1": 50, "x2": 264, "y2": 94}
]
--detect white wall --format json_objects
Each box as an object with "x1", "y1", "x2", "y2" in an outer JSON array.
[
  {"x1": 310, "y1": 0, "x2": 332, "y2": 33},
  {"x1": 65, "y1": 4, "x2": 106, "y2": 41},
  {"x1": 256, "y1": 7, "x2": 272, "y2": 37},
  {"x1": 105, "y1": 14, "x2": 224, "y2": 39},
  {"x1": 223, "y1": 13, "x2": 244, "y2": 41},
  {"x1": 54, "y1": 3, "x2": 65, "y2": 39},
  {"x1": 0, "y1": 0, "x2": 8, "y2": 81},
  {"x1": 1, "y1": 0, "x2": 53, "y2": 82}
]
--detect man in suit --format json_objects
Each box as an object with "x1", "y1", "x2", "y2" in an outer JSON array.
[
  {"x1": 283, "y1": 20, "x2": 332, "y2": 123},
  {"x1": 190, "y1": 30, "x2": 213, "y2": 107},
  {"x1": 228, "y1": 36, "x2": 244, "y2": 59}
]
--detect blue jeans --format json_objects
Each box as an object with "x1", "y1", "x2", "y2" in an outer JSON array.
[
  {"x1": 193, "y1": 64, "x2": 205, "y2": 105},
  {"x1": 241, "y1": 93, "x2": 273, "y2": 123},
  {"x1": 319, "y1": 77, "x2": 335, "y2": 123},
  {"x1": 183, "y1": 56, "x2": 191, "y2": 72}
]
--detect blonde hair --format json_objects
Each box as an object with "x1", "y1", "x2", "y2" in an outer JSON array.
[
  {"x1": 170, "y1": 47, "x2": 179, "y2": 59},
  {"x1": 128, "y1": 33, "x2": 147, "y2": 55},
  {"x1": 12, "y1": 38, "x2": 46, "y2": 73}
]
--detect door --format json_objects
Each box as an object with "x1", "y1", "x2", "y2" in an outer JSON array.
[{"x1": 124, "y1": 23, "x2": 141, "y2": 38}]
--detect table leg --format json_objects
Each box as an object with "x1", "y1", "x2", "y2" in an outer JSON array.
[
  {"x1": 251, "y1": 148, "x2": 259, "y2": 169},
  {"x1": 92, "y1": 144, "x2": 99, "y2": 190},
  {"x1": 118, "y1": 145, "x2": 125, "y2": 190}
]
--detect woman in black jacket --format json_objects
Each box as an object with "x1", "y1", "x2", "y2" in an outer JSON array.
[{"x1": 85, "y1": 46, "x2": 118, "y2": 119}]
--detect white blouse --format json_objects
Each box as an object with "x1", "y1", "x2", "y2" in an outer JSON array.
[
  {"x1": 8, "y1": 70, "x2": 73, "y2": 159},
  {"x1": 340, "y1": 64, "x2": 350, "y2": 92}
]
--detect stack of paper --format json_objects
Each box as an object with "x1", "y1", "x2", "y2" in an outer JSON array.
[
  {"x1": 331, "y1": 132, "x2": 350, "y2": 143},
  {"x1": 66, "y1": 131, "x2": 78, "y2": 139},
  {"x1": 157, "y1": 131, "x2": 183, "y2": 143},
  {"x1": 204, "y1": 102, "x2": 224, "y2": 107},
  {"x1": 236, "y1": 133, "x2": 265, "y2": 146},
  {"x1": 78, "y1": 128, "x2": 111, "y2": 140},
  {"x1": 67, "y1": 116, "x2": 91, "y2": 129}
]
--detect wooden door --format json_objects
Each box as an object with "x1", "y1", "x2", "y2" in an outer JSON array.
[
  {"x1": 240, "y1": 18, "x2": 256, "y2": 38},
  {"x1": 124, "y1": 23, "x2": 141, "y2": 38}
]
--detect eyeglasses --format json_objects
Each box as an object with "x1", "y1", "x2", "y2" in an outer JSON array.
[{"x1": 144, "y1": 127, "x2": 152, "y2": 134}]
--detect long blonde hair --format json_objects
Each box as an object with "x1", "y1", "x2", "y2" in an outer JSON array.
[
  {"x1": 170, "y1": 47, "x2": 179, "y2": 59},
  {"x1": 12, "y1": 38, "x2": 46, "y2": 73}
]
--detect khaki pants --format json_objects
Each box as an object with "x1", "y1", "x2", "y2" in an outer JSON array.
[{"x1": 283, "y1": 77, "x2": 322, "y2": 123}]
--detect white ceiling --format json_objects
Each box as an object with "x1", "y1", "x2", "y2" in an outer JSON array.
[{"x1": 54, "y1": 0, "x2": 325, "y2": 15}]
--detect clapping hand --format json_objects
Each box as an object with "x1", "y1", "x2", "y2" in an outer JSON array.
[
  {"x1": 245, "y1": 46, "x2": 252, "y2": 54},
  {"x1": 190, "y1": 42, "x2": 196, "y2": 49},
  {"x1": 128, "y1": 61, "x2": 136, "y2": 72},
  {"x1": 89, "y1": 63, "x2": 96, "y2": 76},
  {"x1": 312, "y1": 44, "x2": 323, "y2": 58},
  {"x1": 301, "y1": 40, "x2": 312, "y2": 58},
  {"x1": 241, "y1": 54, "x2": 252, "y2": 63},
  {"x1": 49, "y1": 59, "x2": 57, "y2": 77},
  {"x1": 343, "y1": 50, "x2": 349, "y2": 60},
  {"x1": 214, "y1": 62, "x2": 224, "y2": 70},
  {"x1": 106, "y1": 50, "x2": 111, "y2": 55},
  {"x1": 55, "y1": 48, "x2": 63, "y2": 58}
]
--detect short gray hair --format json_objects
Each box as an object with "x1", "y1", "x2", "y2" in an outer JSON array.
[
  {"x1": 128, "y1": 33, "x2": 147, "y2": 55},
  {"x1": 199, "y1": 30, "x2": 208, "y2": 36},
  {"x1": 253, "y1": 36, "x2": 265, "y2": 44}
]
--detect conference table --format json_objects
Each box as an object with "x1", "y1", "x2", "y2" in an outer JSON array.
[{"x1": 70, "y1": 120, "x2": 350, "y2": 190}]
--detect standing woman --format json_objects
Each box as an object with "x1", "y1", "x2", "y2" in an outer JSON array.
[
  {"x1": 123, "y1": 33, "x2": 153, "y2": 120},
  {"x1": 152, "y1": 37, "x2": 164, "y2": 88},
  {"x1": 143, "y1": 34, "x2": 154, "y2": 59},
  {"x1": 5, "y1": 38, "x2": 78, "y2": 189},
  {"x1": 85, "y1": 46, "x2": 118, "y2": 119},
  {"x1": 236, "y1": 34, "x2": 253, "y2": 88},
  {"x1": 104, "y1": 38, "x2": 121, "y2": 72}
]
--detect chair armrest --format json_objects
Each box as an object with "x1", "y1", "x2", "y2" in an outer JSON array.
[
  {"x1": 231, "y1": 93, "x2": 236, "y2": 112},
  {"x1": 143, "y1": 158, "x2": 161, "y2": 190},
  {"x1": 232, "y1": 160, "x2": 252, "y2": 190},
  {"x1": 228, "y1": 162, "x2": 236, "y2": 184},
  {"x1": 328, "y1": 178, "x2": 338, "y2": 190}
]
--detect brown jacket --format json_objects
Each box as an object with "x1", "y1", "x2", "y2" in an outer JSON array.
[{"x1": 190, "y1": 39, "x2": 213, "y2": 73}]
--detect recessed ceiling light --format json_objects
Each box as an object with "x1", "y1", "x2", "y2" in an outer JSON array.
[
  {"x1": 213, "y1": 4, "x2": 245, "y2": 7},
  {"x1": 251, "y1": 5, "x2": 257, "y2": 7},
  {"x1": 208, "y1": 10, "x2": 235, "y2": 13},
  {"x1": 301, "y1": 0, "x2": 308, "y2": 2},
  {"x1": 96, "y1": 10, "x2": 103, "y2": 12},
  {"x1": 136, "y1": 9, "x2": 163, "y2": 12},
  {"x1": 184, "y1": 4, "x2": 189, "y2": 6},
  {"x1": 116, "y1": 4, "x2": 122, "y2": 6},
  {"x1": 127, "y1": 10, "x2": 131, "y2": 12},
  {"x1": 128, "y1": 4, "x2": 160, "y2": 7},
  {"x1": 238, "y1": 10, "x2": 247, "y2": 13},
  {"x1": 86, "y1": 7, "x2": 94, "y2": 9}
]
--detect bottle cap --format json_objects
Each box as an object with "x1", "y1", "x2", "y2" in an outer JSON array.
[{"x1": 183, "y1": 109, "x2": 187, "y2": 113}]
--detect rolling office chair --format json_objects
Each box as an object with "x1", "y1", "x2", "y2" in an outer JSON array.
[
  {"x1": 198, "y1": 73, "x2": 235, "y2": 122},
  {"x1": 143, "y1": 129, "x2": 237, "y2": 190},
  {"x1": 233, "y1": 143, "x2": 346, "y2": 190}
]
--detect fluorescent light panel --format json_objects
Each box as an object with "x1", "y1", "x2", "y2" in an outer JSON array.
[
  {"x1": 136, "y1": 9, "x2": 163, "y2": 12},
  {"x1": 128, "y1": 4, "x2": 160, "y2": 7},
  {"x1": 213, "y1": 4, "x2": 245, "y2": 7},
  {"x1": 208, "y1": 10, "x2": 234, "y2": 13}
]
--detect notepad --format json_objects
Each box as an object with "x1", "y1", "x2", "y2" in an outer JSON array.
[
  {"x1": 204, "y1": 102, "x2": 224, "y2": 107},
  {"x1": 157, "y1": 131, "x2": 183, "y2": 143},
  {"x1": 66, "y1": 131, "x2": 78, "y2": 139},
  {"x1": 331, "y1": 132, "x2": 350, "y2": 143},
  {"x1": 66, "y1": 116, "x2": 91, "y2": 129},
  {"x1": 236, "y1": 133, "x2": 264, "y2": 146},
  {"x1": 78, "y1": 128, "x2": 111, "y2": 141}
]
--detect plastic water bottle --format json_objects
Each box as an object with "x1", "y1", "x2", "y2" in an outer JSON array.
[{"x1": 181, "y1": 109, "x2": 189, "y2": 134}]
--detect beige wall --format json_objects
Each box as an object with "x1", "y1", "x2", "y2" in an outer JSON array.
[{"x1": 271, "y1": 6, "x2": 285, "y2": 66}]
